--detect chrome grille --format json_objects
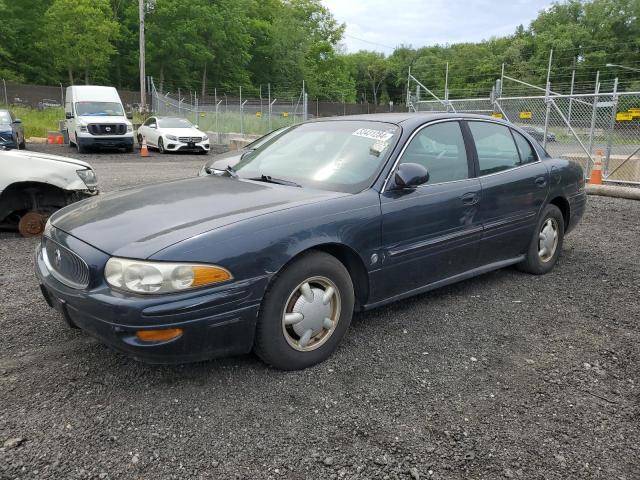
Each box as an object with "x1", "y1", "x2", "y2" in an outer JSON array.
[
  {"x1": 88, "y1": 124, "x2": 126, "y2": 135},
  {"x1": 178, "y1": 136, "x2": 202, "y2": 143},
  {"x1": 42, "y1": 237, "x2": 90, "y2": 289}
]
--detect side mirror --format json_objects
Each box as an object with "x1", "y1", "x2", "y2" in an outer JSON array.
[
  {"x1": 393, "y1": 163, "x2": 429, "y2": 190},
  {"x1": 194, "y1": 124, "x2": 199, "y2": 129},
  {"x1": 126, "y1": 112, "x2": 134, "y2": 119},
  {"x1": 65, "y1": 112, "x2": 74, "y2": 119},
  {"x1": 13, "y1": 118, "x2": 22, "y2": 124}
]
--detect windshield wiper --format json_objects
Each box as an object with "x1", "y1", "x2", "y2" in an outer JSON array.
[{"x1": 250, "y1": 174, "x2": 301, "y2": 187}]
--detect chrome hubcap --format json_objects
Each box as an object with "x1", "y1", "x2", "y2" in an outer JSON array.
[
  {"x1": 538, "y1": 218, "x2": 559, "y2": 262},
  {"x1": 282, "y1": 276, "x2": 341, "y2": 352}
]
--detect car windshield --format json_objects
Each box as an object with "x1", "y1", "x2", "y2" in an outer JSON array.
[
  {"x1": 76, "y1": 102, "x2": 124, "y2": 116},
  {"x1": 0, "y1": 111, "x2": 11, "y2": 124},
  {"x1": 234, "y1": 120, "x2": 400, "y2": 194},
  {"x1": 158, "y1": 118, "x2": 193, "y2": 128}
]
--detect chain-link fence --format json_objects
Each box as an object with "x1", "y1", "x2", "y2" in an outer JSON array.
[
  {"x1": 415, "y1": 92, "x2": 640, "y2": 185},
  {"x1": 149, "y1": 78, "x2": 401, "y2": 143}
]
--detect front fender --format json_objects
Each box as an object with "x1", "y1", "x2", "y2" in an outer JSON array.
[{"x1": 149, "y1": 189, "x2": 382, "y2": 287}]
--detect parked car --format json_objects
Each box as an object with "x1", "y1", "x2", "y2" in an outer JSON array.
[
  {"x1": 198, "y1": 126, "x2": 290, "y2": 175},
  {"x1": 37, "y1": 98, "x2": 62, "y2": 110},
  {"x1": 1, "y1": 148, "x2": 98, "y2": 236},
  {"x1": 521, "y1": 126, "x2": 556, "y2": 143},
  {"x1": 65, "y1": 85, "x2": 134, "y2": 153},
  {"x1": 0, "y1": 109, "x2": 26, "y2": 150},
  {"x1": 36, "y1": 113, "x2": 586, "y2": 370},
  {"x1": 137, "y1": 116, "x2": 210, "y2": 154}
]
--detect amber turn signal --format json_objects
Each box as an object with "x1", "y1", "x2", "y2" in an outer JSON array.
[
  {"x1": 136, "y1": 328, "x2": 183, "y2": 342},
  {"x1": 191, "y1": 266, "x2": 233, "y2": 286}
]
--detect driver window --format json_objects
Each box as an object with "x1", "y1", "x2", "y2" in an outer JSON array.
[
  {"x1": 144, "y1": 118, "x2": 156, "y2": 127},
  {"x1": 400, "y1": 121, "x2": 469, "y2": 184}
]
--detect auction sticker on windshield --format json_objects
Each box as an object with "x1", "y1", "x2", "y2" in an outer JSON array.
[{"x1": 352, "y1": 128, "x2": 394, "y2": 142}]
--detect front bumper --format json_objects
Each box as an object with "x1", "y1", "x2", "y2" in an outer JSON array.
[
  {"x1": 165, "y1": 139, "x2": 210, "y2": 152},
  {"x1": 77, "y1": 135, "x2": 134, "y2": 149},
  {"x1": 35, "y1": 234, "x2": 267, "y2": 364},
  {"x1": 0, "y1": 132, "x2": 17, "y2": 148}
]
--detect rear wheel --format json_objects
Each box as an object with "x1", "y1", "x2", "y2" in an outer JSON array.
[
  {"x1": 254, "y1": 251, "x2": 354, "y2": 370},
  {"x1": 517, "y1": 204, "x2": 564, "y2": 275}
]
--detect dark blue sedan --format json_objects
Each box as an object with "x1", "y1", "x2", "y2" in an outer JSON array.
[
  {"x1": 0, "y1": 109, "x2": 25, "y2": 149},
  {"x1": 36, "y1": 113, "x2": 586, "y2": 370}
]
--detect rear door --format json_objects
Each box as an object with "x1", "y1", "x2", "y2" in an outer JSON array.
[
  {"x1": 377, "y1": 120, "x2": 482, "y2": 299},
  {"x1": 466, "y1": 121, "x2": 549, "y2": 264}
]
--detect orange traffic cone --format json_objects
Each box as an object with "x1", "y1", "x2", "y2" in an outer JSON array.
[
  {"x1": 589, "y1": 149, "x2": 603, "y2": 185},
  {"x1": 140, "y1": 137, "x2": 149, "y2": 157}
]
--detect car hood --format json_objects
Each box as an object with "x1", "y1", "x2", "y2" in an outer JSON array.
[
  {"x1": 0, "y1": 124, "x2": 12, "y2": 131},
  {"x1": 50, "y1": 176, "x2": 346, "y2": 258},
  {"x1": 7, "y1": 150, "x2": 92, "y2": 169},
  {"x1": 159, "y1": 127, "x2": 205, "y2": 137}
]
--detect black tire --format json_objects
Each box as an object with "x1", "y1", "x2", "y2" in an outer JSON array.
[
  {"x1": 158, "y1": 137, "x2": 166, "y2": 153},
  {"x1": 254, "y1": 251, "x2": 355, "y2": 370},
  {"x1": 517, "y1": 204, "x2": 564, "y2": 275},
  {"x1": 19, "y1": 140, "x2": 26, "y2": 149},
  {"x1": 125, "y1": 144, "x2": 134, "y2": 153},
  {"x1": 137, "y1": 133, "x2": 143, "y2": 145},
  {"x1": 76, "y1": 140, "x2": 86, "y2": 154}
]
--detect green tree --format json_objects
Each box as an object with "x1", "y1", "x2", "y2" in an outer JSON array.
[{"x1": 43, "y1": 0, "x2": 119, "y2": 85}]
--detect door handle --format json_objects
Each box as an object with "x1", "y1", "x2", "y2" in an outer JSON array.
[
  {"x1": 535, "y1": 176, "x2": 547, "y2": 187},
  {"x1": 461, "y1": 192, "x2": 479, "y2": 205}
]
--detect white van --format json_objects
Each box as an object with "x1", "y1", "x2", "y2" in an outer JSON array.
[{"x1": 65, "y1": 86, "x2": 134, "y2": 153}]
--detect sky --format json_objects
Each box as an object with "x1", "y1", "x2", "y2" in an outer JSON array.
[{"x1": 321, "y1": 0, "x2": 556, "y2": 53}]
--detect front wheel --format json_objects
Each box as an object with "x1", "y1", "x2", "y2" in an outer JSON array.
[
  {"x1": 158, "y1": 137, "x2": 166, "y2": 153},
  {"x1": 517, "y1": 204, "x2": 564, "y2": 275},
  {"x1": 254, "y1": 251, "x2": 355, "y2": 370}
]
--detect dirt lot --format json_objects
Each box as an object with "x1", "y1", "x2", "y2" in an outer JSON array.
[{"x1": 1, "y1": 145, "x2": 639, "y2": 480}]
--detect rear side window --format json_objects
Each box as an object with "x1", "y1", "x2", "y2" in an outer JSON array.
[
  {"x1": 468, "y1": 121, "x2": 520, "y2": 175},
  {"x1": 400, "y1": 121, "x2": 469, "y2": 184},
  {"x1": 512, "y1": 130, "x2": 537, "y2": 164}
]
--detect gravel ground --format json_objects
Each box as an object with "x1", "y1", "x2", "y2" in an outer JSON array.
[{"x1": 1, "y1": 146, "x2": 639, "y2": 480}]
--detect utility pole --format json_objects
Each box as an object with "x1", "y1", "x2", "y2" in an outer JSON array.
[{"x1": 139, "y1": 0, "x2": 146, "y2": 112}]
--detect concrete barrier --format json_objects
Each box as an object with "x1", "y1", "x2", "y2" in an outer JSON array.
[{"x1": 587, "y1": 184, "x2": 640, "y2": 200}]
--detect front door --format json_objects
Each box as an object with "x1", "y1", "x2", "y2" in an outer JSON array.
[
  {"x1": 376, "y1": 120, "x2": 482, "y2": 300},
  {"x1": 466, "y1": 121, "x2": 549, "y2": 263}
]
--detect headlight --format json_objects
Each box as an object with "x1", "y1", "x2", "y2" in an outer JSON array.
[
  {"x1": 79, "y1": 125, "x2": 88, "y2": 132},
  {"x1": 166, "y1": 134, "x2": 177, "y2": 141},
  {"x1": 126, "y1": 125, "x2": 133, "y2": 132},
  {"x1": 104, "y1": 257, "x2": 232, "y2": 294},
  {"x1": 76, "y1": 169, "x2": 98, "y2": 189},
  {"x1": 201, "y1": 134, "x2": 208, "y2": 142}
]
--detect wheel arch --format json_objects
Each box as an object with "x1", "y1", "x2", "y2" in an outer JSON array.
[
  {"x1": 0, "y1": 181, "x2": 71, "y2": 222},
  {"x1": 270, "y1": 242, "x2": 371, "y2": 311},
  {"x1": 548, "y1": 196, "x2": 570, "y2": 230}
]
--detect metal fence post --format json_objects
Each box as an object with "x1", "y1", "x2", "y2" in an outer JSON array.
[
  {"x1": 588, "y1": 71, "x2": 600, "y2": 155},
  {"x1": 604, "y1": 77, "x2": 619, "y2": 178},
  {"x1": 215, "y1": 100, "x2": 222, "y2": 144},
  {"x1": 543, "y1": 81, "x2": 552, "y2": 149},
  {"x1": 304, "y1": 92, "x2": 308, "y2": 121},
  {"x1": 240, "y1": 100, "x2": 247, "y2": 136}
]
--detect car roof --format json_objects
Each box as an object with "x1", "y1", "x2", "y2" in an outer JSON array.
[{"x1": 311, "y1": 112, "x2": 515, "y2": 129}]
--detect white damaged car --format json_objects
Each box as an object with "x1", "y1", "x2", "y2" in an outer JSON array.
[
  {"x1": 0, "y1": 148, "x2": 98, "y2": 236},
  {"x1": 137, "y1": 116, "x2": 210, "y2": 154}
]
